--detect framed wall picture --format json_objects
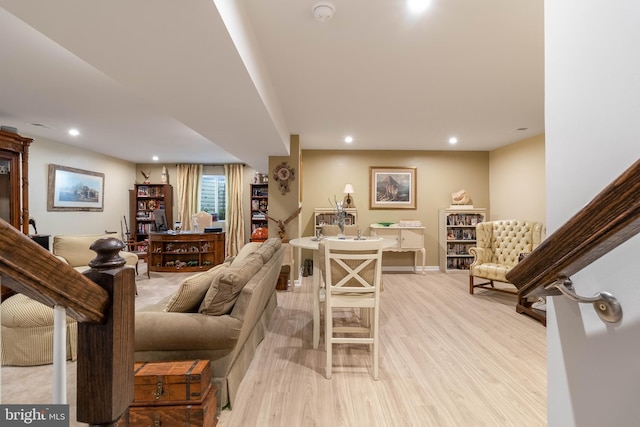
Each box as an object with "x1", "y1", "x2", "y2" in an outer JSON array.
[
  {"x1": 369, "y1": 166, "x2": 417, "y2": 209},
  {"x1": 47, "y1": 164, "x2": 104, "y2": 212}
]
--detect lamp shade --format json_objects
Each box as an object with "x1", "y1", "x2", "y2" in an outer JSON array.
[{"x1": 343, "y1": 184, "x2": 355, "y2": 194}]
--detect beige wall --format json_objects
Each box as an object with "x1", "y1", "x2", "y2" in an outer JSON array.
[
  {"x1": 488, "y1": 134, "x2": 545, "y2": 224},
  {"x1": 299, "y1": 150, "x2": 490, "y2": 267},
  {"x1": 27, "y1": 135, "x2": 136, "y2": 240},
  {"x1": 24, "y1": 132, "x2": 542, "y2": 266}
]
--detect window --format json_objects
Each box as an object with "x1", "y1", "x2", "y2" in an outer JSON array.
[{"x1": 200, "y1": 174, "x2": 226, "y2": 221}]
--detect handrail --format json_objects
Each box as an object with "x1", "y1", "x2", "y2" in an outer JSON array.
[
  {"x1": 0, "y1": 220, "x2": 135, "y2": 426},
  {"x1": 0, "y1": 220, "x2": 109, "y2": 323},
  {"x1": 507, "y1": 159, "x2": 640, "y2": 301}
]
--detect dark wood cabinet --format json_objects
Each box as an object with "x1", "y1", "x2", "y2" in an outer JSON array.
[
  {"x1": 250, "y1": 183, "x2": 268, "y2": 233},
  {"x1": 0, "y1": 129, "x2": 32, "y2": 234},
  {"x1": 148, "y1": 232, "x2": 225, "y2": 273},
  {"x1": 0, "y1": 129, "x2": 33, "y2": 300},
  {"x1": 129, "y1": 184, "x2": 173, "y2": 251}
]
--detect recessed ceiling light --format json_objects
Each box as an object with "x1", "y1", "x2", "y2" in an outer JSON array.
[
  {"x1": 152, "y1": 156, "x2": 159, "y2": 161},
  {"x1": 449, "y1": 137, "x2": 458, "y2": 144},
  {"x1": 68, "y1": 129, "x2": 80, "y2": 136},
  {"x1": 344, "y1": 136, "x2": 353, "y2": 143},
  {"x1": 407, "y1": 0, "x2": 431, "y2": 13}
]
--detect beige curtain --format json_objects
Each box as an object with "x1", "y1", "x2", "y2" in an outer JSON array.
[
  {"x1": 224, "y1": 164, "x2": 245, "y2": 257},
  {"x1": 176, "y1": 164, "x2": 203, "y2": 231}
]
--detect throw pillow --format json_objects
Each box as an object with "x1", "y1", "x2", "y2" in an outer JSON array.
[
  {"x1": 199, "y1": 252, "x2": 264, "y2": 315},
  {"x1": 231, "y1": 242, "x2": 262, "y2": 265},
  {"x1": 163, "y1": 263, "x2": 229, "y2": 312}
]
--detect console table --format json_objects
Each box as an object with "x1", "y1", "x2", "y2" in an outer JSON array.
[
  {"x1": 370, "y1": 224, "x2": 426, "y2": 274},
  {"x1": 148, "y1": 232, "x2": 225, "y2": 274}
]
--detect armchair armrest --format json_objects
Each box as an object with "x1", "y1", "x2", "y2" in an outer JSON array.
[
  {"x1": 469, "y1": 246, "x2": 491, "y2": 265},
  {"x1": 119, "y1": 251, "x2": 138, "y2": 267}
]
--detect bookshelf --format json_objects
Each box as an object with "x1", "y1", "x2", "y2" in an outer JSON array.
[
  {"x1": 250, "y1": 183, "x2": 268, "y2": 233},
  {"x1": 129, "y1": 184, "x2": 173, "y2": 251},
  {"x1": 438, "y1": 207, "x2": 486, "y2": 272}
]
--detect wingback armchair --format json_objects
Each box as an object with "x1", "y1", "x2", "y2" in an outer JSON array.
[{"x1": 468, "y1": 220, "x2": 545, "y2": 295}]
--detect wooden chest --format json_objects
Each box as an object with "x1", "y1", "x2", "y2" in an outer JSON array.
[
  {"x1": 132, "y1": 360, "x2": 211, "y2": 406},
  {"x1": 118, "y1": 385, "x2": 217, "y2": 427}
]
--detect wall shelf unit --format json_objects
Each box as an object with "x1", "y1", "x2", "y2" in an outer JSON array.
[{"x1": 439, "y1": 207, "x2": 486, "y2": 272}]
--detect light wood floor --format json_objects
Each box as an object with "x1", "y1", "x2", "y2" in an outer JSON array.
[
  {"x1": 0, "y1": 268, "x2": 546, "y2": 426},
  {"x1": 217, "y1": 271, "x2": 546, "y2": 427}
]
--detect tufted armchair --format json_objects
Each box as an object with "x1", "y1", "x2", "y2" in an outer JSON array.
[{"x1": 469, "y1": 220, "x2": 545, "y2": 295}]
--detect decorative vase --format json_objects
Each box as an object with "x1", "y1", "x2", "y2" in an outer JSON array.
[{"x1": 338, "y1": 219, "x2": 345, "y2": 237}]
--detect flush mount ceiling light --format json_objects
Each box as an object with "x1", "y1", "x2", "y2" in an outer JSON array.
[{"x1": 312, "y1": 1, "x2": 335, "y2": 22}]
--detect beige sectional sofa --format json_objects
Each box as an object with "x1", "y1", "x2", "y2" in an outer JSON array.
[{"x1": 133, "y1": 238, "x2": 284, "y2": 409}]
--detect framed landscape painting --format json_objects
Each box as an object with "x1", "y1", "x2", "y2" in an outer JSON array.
[
  {"x1": 47, "y1": 164, "x2": 104, "y2": 211},
  {"x1": 369, "y1": 166, "x2": 417, "y2": 209}
]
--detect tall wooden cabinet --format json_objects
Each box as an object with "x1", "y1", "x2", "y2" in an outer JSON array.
[
  {"x1": 439, "y1": 207, "x2": 486, "y2": 272},
  {"x1": 250, "y1": 183, "x2": 268, "y2": 232},
  {"x1": 129, "y1": 184, "x2": 173, "y2": 251},
  {"x1": 0, "y1": 129, "x2": 33, "y2": 300},
  {"x1": 0, "y1": 129, "x2": 32, "y2": 234}
]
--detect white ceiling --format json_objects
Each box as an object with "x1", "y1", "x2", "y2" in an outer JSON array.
[{"x1": 0, "y1": 0, "x2": 543, "y2": 173}]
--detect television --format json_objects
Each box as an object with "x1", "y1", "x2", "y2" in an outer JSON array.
[{"x1": 153, "y1": 209, "x2": 168, "y2": 232}]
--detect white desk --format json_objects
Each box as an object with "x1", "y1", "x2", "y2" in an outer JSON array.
[
  {"x1": 370, "y1": 224, "x2": 426, "y2": 274},
  {"x1": 289, "y1": 236, "x2": 394, "y2": 349}
]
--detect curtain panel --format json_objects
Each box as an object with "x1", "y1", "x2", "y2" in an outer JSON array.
[
  {"x1": 176, "y1": 164, "x2": 203, "y2": 231},
  {"x1": 225, "y1": 164, "x2": 244, "y2": 257}
]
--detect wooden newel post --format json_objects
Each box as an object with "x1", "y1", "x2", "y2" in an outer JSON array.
[{"x1": 76, "y1": 238, "x2": 136, "y2": 427}]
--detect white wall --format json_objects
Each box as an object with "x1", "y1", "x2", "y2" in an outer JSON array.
[
  {"x1": 29, "y1": 135, "x2": 136, "y2": 240},
  {"x1": 546, "y1": 1, "x2": 640, "y2": 425}
]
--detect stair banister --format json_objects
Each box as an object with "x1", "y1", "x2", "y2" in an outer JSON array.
[
  {"x1": 507, "y1": 159, "x2": 640, "y2": 323},
  {"x1": 0, "y1": 221, "x2": 135, "y2": 426}
]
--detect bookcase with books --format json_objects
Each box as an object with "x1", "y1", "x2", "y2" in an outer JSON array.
[
  {"x1": 129, "y1": 184, "x2": 173, "y2": 251},
  {"x1": 250, "y1": 183, "x2": 268, "y2": 232},
  {"x1": 438, "y1": 207, "x2": 486, "y2": 272}
]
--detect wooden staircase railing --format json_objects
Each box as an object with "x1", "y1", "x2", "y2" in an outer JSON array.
[
  {"x1": 507, "y1": 159, "x2": 640, "y2": 319},
  {"x1": 0, "y1": 220, "x2": 135, "y2": 427}
]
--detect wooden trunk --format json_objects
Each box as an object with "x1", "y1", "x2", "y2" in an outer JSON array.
[
  {"x1": 118, "y1": 385, "x2": 217, "y2": 427},
  {"x1": 132, "y1": 360, "x2": 211, "y2": 406}
]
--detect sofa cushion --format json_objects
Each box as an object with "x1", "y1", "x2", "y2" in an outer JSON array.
[
  {"x1": 163, "y1": 262, "x2": 230, "y2": 313},
  {"x1": 199, "y1": 253, "x2": 264, "y2": 315},
  {"x1": 254, "y1": 238, "x2": 282, "y2": 263},
  {"x1": 230, "y1": 242, "x2": 262, "y2": 265}
]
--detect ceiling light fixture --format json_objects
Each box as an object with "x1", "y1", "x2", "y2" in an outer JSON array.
[
  {"x1": 344, "y1": 136, "x2": 353, "y2": 143},
  {"x1": 407, "y1": 0, "x2": 431, "y2": 14},
  {"x1": 449, "y1": 137, "x2": 458, "y2": 144},
  {"x1": 152, "y1": 156, "x2": 159, "y2": 161},
  {"x1": 312, "y1": 1, "x2": 336, "y2": 22},
  {"x1": 68, "y1": 129, "x2": 80, "y2": 136}
]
